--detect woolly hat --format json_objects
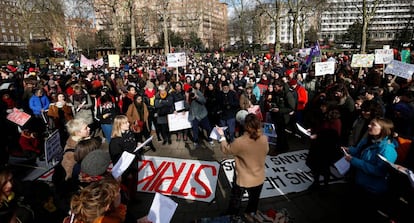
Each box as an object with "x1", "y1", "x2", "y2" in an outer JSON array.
[
  {"x1": 81, "y1": 150, "x2": 110, "y2": 176},
  {"x1": 289, "y1": 79, "x2": 298, "y2": 86}
]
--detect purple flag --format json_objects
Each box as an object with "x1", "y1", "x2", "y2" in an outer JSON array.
[{"x1": 305, "y1": 41, "x2": 321, "y2": 67}]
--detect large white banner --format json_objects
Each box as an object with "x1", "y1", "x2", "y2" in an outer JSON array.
[
  {"x1": 137, "y1": 156, "x2": 220, "y2": 202},
  {"x1": 315, "y1": 61, "x2": 335, "y2": 76},
  {"x1": 167, "y1": 52, "x2": 186, "y2": 67},
  {"x1": 80, "y1": 54, "x2": 103, "y2": 69},
  {"x1": 221, "y1": 150, "x2": 344, "y2": 199},
  {"x1": 384, "y1": 60, "x2": 414, "y2": 79},
  {"x1": 375, "y1": 49, "x2": 394, "y2": 64}
]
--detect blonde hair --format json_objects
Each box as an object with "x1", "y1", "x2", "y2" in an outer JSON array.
[
  {"x1": 69, "y1": 177, "x2": 120, "y2": 223},
  {"x1": 66, "y1": 118, "x2": 89, "y2": 136},
  {"x1": 111, "y1": 115, "x2": 128, "y2": 138}
]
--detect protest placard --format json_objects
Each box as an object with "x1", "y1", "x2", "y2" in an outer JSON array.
[
  {"x1": 351, "y1": 54, "x2": 375, "y2": 67},
  {"x1": 167, "y1": 111, "x2": 191, "y2": 131},
  {"x1": 137, "y1": 156, "x2": 220, "y2": 202},
  {"x1": 108, "y1": 54, "x2": 120, "y2": 68},
  {"x1": 167, "y1": 52, "x2": 186, "y2": 67},
  {"x1": 44, "y1": 130, "x2": 63, "y2": 164},
  {"x1": 384, "y1": 60, "x2": 414, "y2": 79},
  {"x1": 315, "y1": 61, "x2": 335, "y2": 76},
  {"x1": 375, "y1": 49, "x2": 394, "y2": 64},
  {"x1": 6, "y1": 108, "x2": 31, "y2": 126}
]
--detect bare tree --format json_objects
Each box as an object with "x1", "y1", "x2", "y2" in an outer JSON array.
[
  {"x1": 226, "y1": 0, "x2": 256, "y2": 50},
  {"x1": 254, "y1": 0, "x2": 288, "y2": 53},
  {"x1": 95, "y1": 0, "x2": 128, "y2": 54},
  {"x1": 353, "y1": 0, "x2": 381, "y2": 53},
  {"x1": 292, "y1": 0, "x2": 327, "y2": 48},
  {"x1": 9, "y1": 0, "x2": 64, "y2": 56}
]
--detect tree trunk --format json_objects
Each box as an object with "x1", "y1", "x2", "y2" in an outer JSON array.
[
  {"x1": 361, "y1": 0, "x2": 367, "y2": 54},
  {"x1": 130, "y1": 8, "x2": 136, "y2": 56},
  {"x1": 293, "y1": 16, "x2": 298, "y2": 48}
]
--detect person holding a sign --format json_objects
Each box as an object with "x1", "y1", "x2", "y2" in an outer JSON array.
[
  {"x1": 171, "y1": 82, "x2": 189, "y2": 141},
  {"x1": 216, "y1": 114, "x2": 269, "y2": 222},
  {"x1": 155, "y1": 85, "x2": 174, "y2": 145}
]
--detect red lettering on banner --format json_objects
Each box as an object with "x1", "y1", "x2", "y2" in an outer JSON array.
[
  {"x1": 137, "y1": 160, "x2": 167, "y2": 191},
  {"x1": 191, "y1": 165, "x2": 217, "y2": 198},
  {"x1": 138, "y1": 160, "x2": 219, "y2": 199},
  {"x1": 153, "y1": 162, "x2": 186, "y2": 194}
]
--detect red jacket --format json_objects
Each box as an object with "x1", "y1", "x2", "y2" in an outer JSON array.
[
  {"x1": 19, "y1": 132, "x2": 40, "y2": 154},
  {"x1": 295, "y1": 85, "x2": 308, "y2": 111}
]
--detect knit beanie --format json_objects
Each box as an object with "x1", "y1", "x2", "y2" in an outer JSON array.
[{"x1": 81, "y1": 150, "x2": 110, "y2": 176}]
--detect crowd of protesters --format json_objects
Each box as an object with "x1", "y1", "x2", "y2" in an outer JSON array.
[{"x1": 0, "y1": 48, "x2": 413, "y2": 222}]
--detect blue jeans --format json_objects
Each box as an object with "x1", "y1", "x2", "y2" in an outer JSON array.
[
  {"x1": 101, "y1": 124, "x2": 113, "y2": 144},
  {"x1": 220, "y1": 118, "x2": 236, "y2": 142}
]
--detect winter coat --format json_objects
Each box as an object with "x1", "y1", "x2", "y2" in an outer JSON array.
[
  {"x1": 29, "y1": 94, "x2": 50, "y2": 115},
  {"x1": 220, "y1": 132, "x2": 269, "y2": 187},
  {"x1": 188, "y1": 90, "x2": 208, "y2": 121},
  {"x1": 349, "y1": 136, "x2": 398, "y2": 194}
]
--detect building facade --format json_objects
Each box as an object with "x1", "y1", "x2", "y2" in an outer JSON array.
[
  {"x1": 319, "y1": 0, "x2": 414, "y2": 43},
  {"x1": 94, "y1": 0, "x2": 228, "y2": 49},
  {"x1": 0, "y1": 0, "x2": 24, "y2": 46}
]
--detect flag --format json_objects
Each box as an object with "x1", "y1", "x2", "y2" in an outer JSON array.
[{"x1": 305, "y1": 41, "x2": 321, "y2": 68}]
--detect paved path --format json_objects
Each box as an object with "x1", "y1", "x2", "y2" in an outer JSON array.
[{"x1": 126, "y1": 133, "x2": 361, "y2": 223}]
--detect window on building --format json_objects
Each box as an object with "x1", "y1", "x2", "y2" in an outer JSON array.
[
  {"x1": 3, "y1": 35, "x2": 7, "y2": 41},
  {"x1": 16, "y1": 36, "x2": 20, "y2": 42},
  {"x1": 10, "y1": 35, "x2": 14, "y2": 41},
  {"x1": 9, "y1": 29, "x2": 12, "y2": 33},
  {"x1": 1, "y1": 28, "x2": 5, "y2": 33}
]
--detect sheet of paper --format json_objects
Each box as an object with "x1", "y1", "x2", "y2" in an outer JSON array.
[
  {"x1": 147, "y1": 193, "x2": 178, "y2": 223},
  {"x1": 296, "y1": 123, "x2": 311, "y2": 137},
  {"x1": 408, "y1": 170, "x2": 414, "y2": 188},
  {"x1": 134, "y1": 136, "x2": 153, "y2": 153},
  {"x1": 334, "y1": 156, "x2": 350, "y2": 176},
  {"x1": 0, "y1": 82, "x2": 11, "y2": 90},
  {"x1": 377, "y1": 154, "x2": 407, "y2": 175},
  {"x1": 209, "y1": 126, "x2": 228, "y2": 140},
  {"x1": 111, "y1": 151, "x2": 135, "y2": 179},
  {"x1": 174, "y1": 100, "x2": 185, "y2": 111}
]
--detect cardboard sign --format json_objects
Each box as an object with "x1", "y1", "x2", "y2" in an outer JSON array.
[
  {"x1": 44, "y1": 130, "x2": 63, "y2": 164},
  {"x1": 221, "y1": 150, "x2": 344, "y2": 199},
  {"x1": 108, "y1": 54, "x2": 120, "y2": 68},
  {"x1": 6, "y1": 109, "x2": 31, "y2": 126},
  {"x1": 315, "y1": 61, "x2": 335, "y2": 76},
  {"x1": 167, "y1": 111, "x2": 192, "y2": 131},
  {"x1": 384, "y1": 60, "x2": 414, "y2": 79},
  {"x1": 137, "y1": 156, "x2": 220, "y2": 202},
  {"x1": 375, "y1": 49, "x2": 394, "y2": 64},
  {"x1": 167, "y1": 52, "x2": 186, "y2": 67},
  {"x1": 351, "y1": 54, "x2": 375, "y2": 67}
]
